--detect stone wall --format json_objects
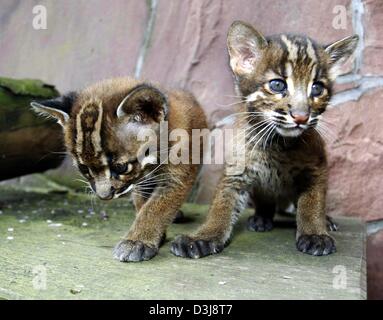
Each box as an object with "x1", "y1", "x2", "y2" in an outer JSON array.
[{"x1": 1, "y1": 0, "x2": 382, "y2": 299}]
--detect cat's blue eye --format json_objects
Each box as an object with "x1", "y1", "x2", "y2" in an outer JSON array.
[
  {"x1": 311, "y1": 82, "x2": 325, "y2": 97},
  {"x1": 269, "y1": 79, "x2": 287, "y2": 93}
]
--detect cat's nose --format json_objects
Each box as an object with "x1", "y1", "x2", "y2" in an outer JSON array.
[
  {"x1": 290, "y1": 111, "x2": 309, "y2": 125},
  {"x1": 97, "y1": 186, "x2": 115, "y2": 200}
]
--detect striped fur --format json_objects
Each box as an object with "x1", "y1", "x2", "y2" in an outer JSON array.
[
  {"x1": 32, "y1": 77, "x2": 207, "y2": 262},
  {"x1": 171, "y1": 21, "x2": 358, "y2": 259}
]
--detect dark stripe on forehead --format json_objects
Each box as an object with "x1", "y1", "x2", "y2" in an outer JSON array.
[
  {"x1": 286, "y1": 35, "x2": 321, "y2": 81},
  {"x1": 311, "y1": 42, "x2": 328, "y2": 80},
  {"x1": 278, "y1": 39, "x2": 289, "y2": 77},
  {"x1": 68, "y1": 117, "x2": 78, "y2": 160},
  {"x1": 309, "y1": 40, "x2": 322, "y2": 80},
  {"x1": 80, "y1": 104, "x2": 99, "y2": 157},
  {"x1": 310, "y1": 39, "x2": 320, "y2": 63},
  {"x1": 294, "y1": 38, "x2": 310, "y2": 70},
  {"x1": 74, "y1": 99, "x2": 106, "y2": 166},
  {"x1": 268, "y1": 36, "x2": 289, "y2": 77},
  {"x1": 301, "y1": 38, "x2": 312, "y2": 65}
]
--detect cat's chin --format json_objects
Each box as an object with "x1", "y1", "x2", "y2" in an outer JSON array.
[{"x1": 276, "y1": 126, "x2": 305, "y2": 138}]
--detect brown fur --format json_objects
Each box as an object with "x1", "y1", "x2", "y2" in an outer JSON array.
[
  {"x1": 171, "y1": 21, "x2": 358, "y2": 258},
  {"x1": 32, "y1": 78, "x2": 207, "y2": 262}
]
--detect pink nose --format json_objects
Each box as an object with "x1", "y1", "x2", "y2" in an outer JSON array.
[{"x1": 290, "y1": 112, "x2": 309, "y2": 125}]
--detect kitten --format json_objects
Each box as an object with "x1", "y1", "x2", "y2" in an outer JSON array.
[
  {"x1": 171, "y1": 21, "x2": 358, "y2": 258},
  {"x1": 32, "y1": 78, "x2": 207, "y2": 262}
]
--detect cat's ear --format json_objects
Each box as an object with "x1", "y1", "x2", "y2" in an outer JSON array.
[
  {"x1": 227, "y1": 20, "x2": 267, "y2": 76},
  {"x1": 116, "y1": 85, "x2": 168, "y2": 123},
  {"x1": 31, "y1": 92, "x2": 77, "y2": 127},
  {"x1": 325, "y1": 35, "x2": 359, "y2": 73}
]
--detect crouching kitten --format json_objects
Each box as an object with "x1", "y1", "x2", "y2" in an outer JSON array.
[{"x1": 32, "y1": 78, "x2": 207, "y2": 262}]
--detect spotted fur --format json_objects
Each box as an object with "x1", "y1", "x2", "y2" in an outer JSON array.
[{"x1": 171, "y1": 21, "x2": 358, "y2": 259}]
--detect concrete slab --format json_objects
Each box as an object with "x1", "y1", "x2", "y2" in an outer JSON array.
[{"x1": 0, "y1": 187, "x2": 366, "y2": 300}]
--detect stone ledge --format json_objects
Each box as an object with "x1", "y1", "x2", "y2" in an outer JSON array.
[{"x1": 0, "y1": 188, "x2": 366, "y2": 300}]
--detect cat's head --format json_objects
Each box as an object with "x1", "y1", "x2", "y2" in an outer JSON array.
[
  {"x1": 31, "y1": 79, "x2": 167, "y2": 200},
  {"x1": 227, "y1": 21, "x2": 358, "y2": 138}
]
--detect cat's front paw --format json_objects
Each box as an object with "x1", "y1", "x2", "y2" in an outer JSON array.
[
  {"x1": 247, "y1": 215, "x2": 274, "y2": 232},
  {"x1": 296, "y1": 234, "x2": 336, "y2": 256},
  {"x1": 170, "y1": 235, "x2": 224, "y2": 259},
  {"x1": 113, "y1": 239, "x2": 158, "y2": 262}
]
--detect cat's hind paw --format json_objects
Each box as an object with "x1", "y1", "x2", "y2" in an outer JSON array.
[{"x1": 247, "y1": 215, "x2": 274, "y2": 232}]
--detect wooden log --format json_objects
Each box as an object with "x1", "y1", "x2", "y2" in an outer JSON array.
[{"x1": 0, "y1": 77, "x2": 65, "y2": 181}]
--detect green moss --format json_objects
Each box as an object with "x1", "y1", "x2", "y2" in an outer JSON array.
[
  {"x1": 0, "y1": 77, "x2": 60, "y2": 132},
  {"x1": 0, "y1": 77, "x2": 59, "y2": 98}
]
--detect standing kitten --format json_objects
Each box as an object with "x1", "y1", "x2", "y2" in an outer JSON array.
[
  {"x1": 171, "y1": 21, "x2": 358, "y2": 258},
  {"x1": 32, "y1": 78, "x2": 207, "y2": 262}
]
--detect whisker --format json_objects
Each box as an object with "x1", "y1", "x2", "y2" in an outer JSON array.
[
  {"x1": 135, "y1": 185, "x2": 164, "y2": 191},
  {"x1": 263, "y1": 124, "x2": 276, "y2": 150},
  {"x1": 216, "y1": 112, "x2": 265, "y2": 126},
  {"x1": 317, "y1": 122, "x2": 336, "y2": 142},
  {"x1": 133, "y1": 189, "x2": 155, "y2": 195},
  {"x1": 255, "y1": 123, "x2": 275, "y2": 148},
  {"x1": 318, "y1": 117, "x2": 335, "y2": 126},
  {"x1": 137, "y1": 178, "x2": 169, "y2": 184},
  {"x1": 136, "y1": 157, "x2": 169, "y2": 184},
  {"x1": 135, "y1": 180, "x2": 170, "y2": 189},
  {"x1": 214, "y1": 101, "x2": 246, "y2": 108},
  {"x1": 140, "y1": 172, "x2": 171, "y2": 179},
  {"x1": 247, "y1": 121, "x2": 274, "y2": 147},
  {"x1": 238, "y1": 115, "x2": 267, "y2": 128},
  {"x1": 314, "y1": 126, "x2": 332, "y2": 143},
  {"x1": 244, "y1": 119, "x2": 270, "y2": 138},
  {"x1": 314, "y1": 127, "x2": 325, "y2": 141},
  {"x1": 249, "y1": 122, "x2": 275, "y2": 155},
  {"x1": 317, "y1": 121, "x2": 336, "y2": 135},
  {"x1": 132, "y1": 192, "x2": 152, "y2": 199},
  {"x1": 137, "y1": 176, "x2": 170, "y2": 183},
  {"x1": 270, "y1": 129, "x2": 277, "y2": 146},
  {"x1": 74, "y1": 178, "x2": 89, "y2": 185},
  {"x1": 231, "y1": 111, "x2": 268, "y2": 116},
  {"x1": 136, "y1": 173, "x2": 171, "y2": 185}
]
